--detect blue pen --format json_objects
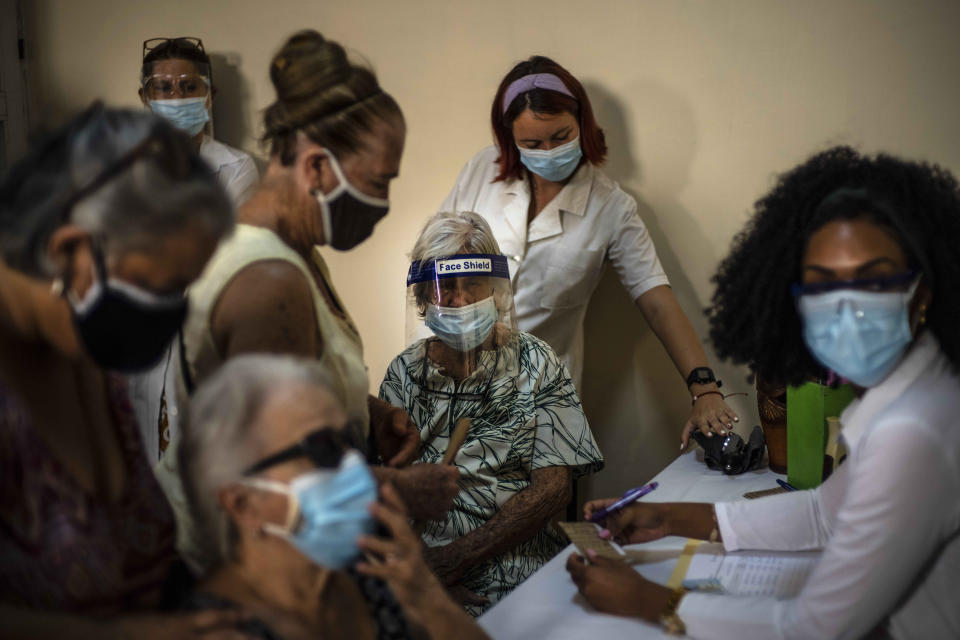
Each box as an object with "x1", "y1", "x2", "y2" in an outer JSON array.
[
  {"x1": 588, "y1": 481, "x2": 659, "y2": 523},
  {"x1": 776, "y1": 478, "x2": 797, "y2": 491}
]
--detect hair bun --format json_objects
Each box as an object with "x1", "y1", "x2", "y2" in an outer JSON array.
[
  {"x1": 262, "y1": 31, "x2": 402, "y2": 166},
  {"x1": 269, "y1": 30, "x2": 352, "y2": 104}
]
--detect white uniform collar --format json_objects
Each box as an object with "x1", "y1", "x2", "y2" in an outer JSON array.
[
  {"x1": 497, "y1": 162, "x2": 594, "y2": 246},
  {"x1": 839, "y1": 330, "x2": 940, "y2": 453},
  {"x1": 503, "y1": 161, "x2": 594, "y2": 217},
  {"x1": 198, "y1": 135, "x2": 242, "y2": 171}
]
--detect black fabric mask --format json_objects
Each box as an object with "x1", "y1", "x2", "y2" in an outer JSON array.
[
  {"x1": 67, "y1": 245, "x2": 187, "y2": 372},
  {"x1": 315, "y1": 149, "x2": 390, "y2": 251}
]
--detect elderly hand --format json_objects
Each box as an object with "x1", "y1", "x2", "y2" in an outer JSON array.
[
  {"x1": 681, "y1": 392, "x2": 739, "y2": 449},
  {"x1": 386, "y1": 463, "x2": 460, "y2": 521},
  {"x1": 422, "y1": 542, "x2": 466, "y2": 586},
  {"x1": 583, "y1": 500, "x2": 670, "y2": 545},
  {"x1": 368, "y1": 398, "x2": 421, "y2": 467},
  {"x1": 566, "y1": 551, "x2": 671, "y2": 621},
  {"x1": 356, "y1": 484, "x2": 455, "y2": 627}
]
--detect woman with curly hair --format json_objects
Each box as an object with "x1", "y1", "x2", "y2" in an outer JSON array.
[{"x1": 566, "y1": 146, "x2": 960, "y2": 639}]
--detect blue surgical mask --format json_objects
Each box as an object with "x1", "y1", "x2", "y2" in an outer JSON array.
[
  {"x1": 149, "y1": 97, "x2": 209, "y2": 137},
  {"x1": 425, "y1": 296, "x2": 498, "y2": 352},
  {"x1": 246, "y1": 450, "x2": 377, "y2": 569},
  {"x1": 798, "y1": 280, "x2": 919, "y2": 387},
  {"x1": 517, "y1": 136, "x2": 583, "y2": 182}
]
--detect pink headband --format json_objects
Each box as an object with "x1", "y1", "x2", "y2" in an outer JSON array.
[{"x1": 502, "y1": 73, "x2": 575, "y2": 114}]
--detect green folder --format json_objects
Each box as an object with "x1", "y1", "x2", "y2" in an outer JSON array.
[{"x1": 786, "y1": 382, "x2": 855, "y2": 489}]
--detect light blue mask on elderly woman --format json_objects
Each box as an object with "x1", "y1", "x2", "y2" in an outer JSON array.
[{"x1": 244, "y1": 450, "x2": 377, "y2": 569}]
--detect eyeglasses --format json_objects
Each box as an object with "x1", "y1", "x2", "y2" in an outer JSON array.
[
  {"x1": 244, "y1": 426, "x2": 364, "y2": 475},
  {"x1": 791, "y1": 271, "x2": 916, "y2": 297},
  {"x1": 142, "y1": 73, "x2": 210, "y2": 100},
  {"x1": 142, "y1": 37, "x2": 206, "y2": 60}
]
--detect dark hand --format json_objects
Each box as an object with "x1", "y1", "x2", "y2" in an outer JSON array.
[
  {"x1": 390, "y1": 463, "x2": 460, "y2": 521},
  {"x1": 112, "y1": 610, "x2": 258, "y2": 639},
  {"x1": 370, "y1": 401, "x2": 421, "y2": 467},
  {"x1": 566, "y1": 551, "x2": 669, "y2": 621},
  {"x1": 582, "y1": 500, "x2": 670, "y2": 545}
]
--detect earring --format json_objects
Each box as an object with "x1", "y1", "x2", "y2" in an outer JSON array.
[
  {"x1": 918, "y1": 304, "x2": 928, "y2": 326},
  {"x1": 50, "y1": 278, "x2": 64, "y2": 297}
]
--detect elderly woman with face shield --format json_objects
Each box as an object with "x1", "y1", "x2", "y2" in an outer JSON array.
[
  {"x1": 178, "y1": 355, "x2": 489, "y2": 640},
  {"x1": 379, "y1": 211, "x2": 604, "y2": 615}
]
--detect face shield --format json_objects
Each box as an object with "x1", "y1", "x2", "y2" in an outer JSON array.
[{"x1": 405, "y1": 253, "x2": 519, "y2": 386}]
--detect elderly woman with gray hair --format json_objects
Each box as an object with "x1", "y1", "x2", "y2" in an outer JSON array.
[
  {"x1": 0, "y1": 104, "x2": 245, "y2": 637},
  {"x1": 380, "y1": 211, "x2": 604, "y2": 614},
  {"x1": 178, "y1": 354, "x2": 489, "y2": 640}
]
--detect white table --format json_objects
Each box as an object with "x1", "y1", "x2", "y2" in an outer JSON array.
[{"x1": 478, "y1": 450, "x2": 783, "y2": 640}]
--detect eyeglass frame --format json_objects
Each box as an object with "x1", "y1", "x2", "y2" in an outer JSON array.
[
  {"x1": 142, "y1": 37, "x2": 206, "y2": 60},
  {"x1": 790, "y1": 270, "x2": 917, "y2": 298},
  {"x1": 141, "y1": 73, "x2": 211, "y2": 100},
  {"x1": 141, "y1": 37, "x2": 212, "y2": 88}
]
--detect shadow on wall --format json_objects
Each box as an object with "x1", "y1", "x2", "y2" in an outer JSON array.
[
  {"x1": 576, "y1": 79, "x2": 755, "y2": 505},
  {"x1": 209, "y1": 52, "x2": 266, "y2": 173}
]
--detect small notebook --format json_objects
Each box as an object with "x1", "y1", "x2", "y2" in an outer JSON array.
[{"x1": 558, "y1": 521, "x2": 625, "y2": 561}]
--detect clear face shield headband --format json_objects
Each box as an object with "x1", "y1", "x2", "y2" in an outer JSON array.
[
  {"x1": 405, "y1": 253, "x2": 518, "y2": 387},
  {"x1": 406, "y1": 253, "x2": 516, "y2": 346}
]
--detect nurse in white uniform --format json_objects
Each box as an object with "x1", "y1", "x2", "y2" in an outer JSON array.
[
  {"x1": 441, "y1": 55, "x2": 737, "y2": 442},
  {"x1": 130, "y1": 37, "x2": 260, "y2": 460}
]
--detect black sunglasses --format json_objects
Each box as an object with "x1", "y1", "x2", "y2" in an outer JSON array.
[{"x1": 244, "y1": 426, "x2": 364, "y2": 475}]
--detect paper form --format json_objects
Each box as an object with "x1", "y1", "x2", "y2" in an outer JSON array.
[{"x1": 685, "y1": 551, "x2": 818, "y2": 598}]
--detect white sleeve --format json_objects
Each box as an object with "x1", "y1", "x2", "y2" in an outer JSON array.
[
  {"x1": 680, "y1": 420, "x2": 954, "y2": 640},
  {"x1": 716, "y1": 464, "x2": 848, "y2": 552},
  {"x1": 605, "y1": 194, "x2": 669, "y2": 300},
  {"x1": 438, "y1": 157, "x2": 473, "y2": 214},
  {"x1": 224, "y1": 156, "x2": 259, "y2": 207}
]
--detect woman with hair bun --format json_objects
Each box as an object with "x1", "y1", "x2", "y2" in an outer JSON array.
[
  {"x1": 441, "y1": 56, "x2": 738, "y2": 444},
  {"x1": 162, "y1": 30, "x2": 458, "y2": 573}
]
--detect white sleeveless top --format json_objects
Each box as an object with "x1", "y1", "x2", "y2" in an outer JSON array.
[
  {"x1": 176, "y1": 223, "x2": 370, "y2": 430},
  {"x1": 158, "y1": 224, "x2": 369, "y2": 572}
]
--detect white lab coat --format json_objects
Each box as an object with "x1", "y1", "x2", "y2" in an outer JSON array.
[
  {"x1": 681, "y1": 331, "x2": 960, "y2": 640},
  {"x1": 441, "y1": 146, "x2": 669, "y2": 388}
]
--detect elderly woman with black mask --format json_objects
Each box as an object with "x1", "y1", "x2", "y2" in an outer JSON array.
[{"x1": 0, "y1": 105, "x2": 247, "y2": 637}]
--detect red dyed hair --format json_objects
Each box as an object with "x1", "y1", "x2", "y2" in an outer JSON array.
[{"x1": 490, "y1": 56, "x2": 607, "y2": 182}]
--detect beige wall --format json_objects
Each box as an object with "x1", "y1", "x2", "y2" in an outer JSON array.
[{"x1": 26, "y1": 0, "x2": 960, "y2": 502}]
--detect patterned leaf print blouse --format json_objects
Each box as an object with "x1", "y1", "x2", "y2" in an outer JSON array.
[
  {"x1": 0, "y1": 376, "x2": 177, "y2": 613},
  {"x1": 379, "y1": 332, "x2": 603, "y2": 614}
]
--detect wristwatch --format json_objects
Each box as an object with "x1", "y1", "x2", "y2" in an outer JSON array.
[
  {"x1": 660, "y1": 587, "x2": 687, "y2": 635},
  {"x1": 686, "y1": 366, "x2": 721, "y2": 388}
]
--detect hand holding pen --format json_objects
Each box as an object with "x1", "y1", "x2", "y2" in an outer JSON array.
[
  {"x1": 582, "y1": 482, "x2": 668, "y2": 546},
  {"x1": 587, "y1": 481, "x2": 659, "y2": 523}
]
